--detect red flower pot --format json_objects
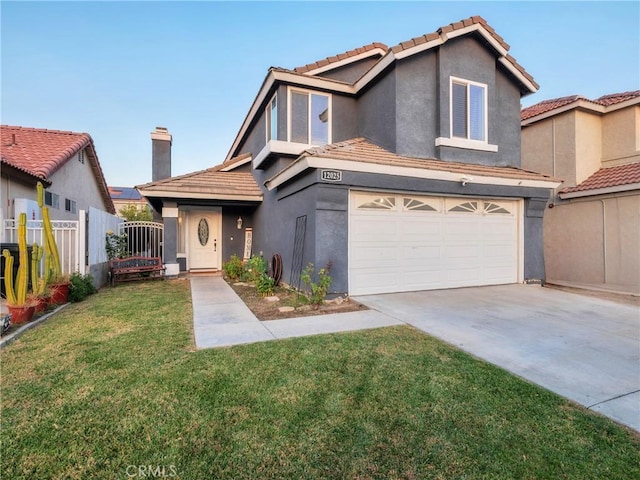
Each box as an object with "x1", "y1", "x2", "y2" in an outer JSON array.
[
  {"x1": 34, "y1": 296, "x2": 49, "y2": 314},
  {"x1": 7, "y1": 304, "x2": 35, "y2": 325},
  {"x1": 50, "y1": 282, "x2": 70, "y2": 305}
]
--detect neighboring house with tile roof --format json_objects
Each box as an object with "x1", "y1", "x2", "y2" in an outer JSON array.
[
  {"x1": 521, "y1": 91, "x2": 640, "y2": 295},
  {"x1": 139, "y1": 16, "x2": 560, "y2": 294},
  {"x1": 1, "y1": 125, "x2": 115, "y2": 226}
]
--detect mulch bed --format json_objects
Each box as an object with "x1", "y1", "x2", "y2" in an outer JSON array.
[{"x1": 226, "y1": 280, "x2": 368, "y2": 321}]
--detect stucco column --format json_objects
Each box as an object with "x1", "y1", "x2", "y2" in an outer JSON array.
[
  {"x1": 162, "y1": 204, "x2": 179, "y2": 276},
  {"x1": 523, "y1": 197, "x2": 549, "y2": 283}
]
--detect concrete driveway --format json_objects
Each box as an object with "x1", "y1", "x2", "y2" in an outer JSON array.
[{"x1": 354, "y1": 284, "x2": 640, "y2": 432}]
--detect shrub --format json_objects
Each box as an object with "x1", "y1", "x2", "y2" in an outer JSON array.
[
  {"x1": 256, "y1": 273, "x2": 275, "y2": 297},
  {"x1": 300, "y1": 262, "x2": 333, "y2": 308},
  {"x1": 244, "y1": 255, "x2": 267, "y2": 283},
  {"x1": 68, "y1": 272, "x2": 97, "y2": 303},
  {"x1": 105, "y1": 231, "x2": 129, "y2": 260},
  {"x1": 223, "y1": 254, "x2": 245, "y2": 281}
]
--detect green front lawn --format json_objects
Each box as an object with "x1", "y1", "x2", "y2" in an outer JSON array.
[{"x1": 2, "y1": 280, "x2": 638, "y2": 479}]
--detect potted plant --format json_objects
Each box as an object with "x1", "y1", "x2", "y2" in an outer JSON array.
[
  {"x1": 36, "y1": 182, "x2": 69, "y2": 304},
  {"x1": 2, "y1": 213, "x2": 36, "y2": 324},
  {"x1": 30, "y1": 243, "x2": 51, "y2": 313}
]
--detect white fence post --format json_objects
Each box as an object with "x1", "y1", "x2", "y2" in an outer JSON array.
[{"x1": 78, "y1": 210, "x2": 87, "y2": 275}]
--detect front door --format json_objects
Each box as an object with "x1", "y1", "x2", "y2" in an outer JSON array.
[{"x1": 189, "y1": 209, "x2": 221, "y2": 270}]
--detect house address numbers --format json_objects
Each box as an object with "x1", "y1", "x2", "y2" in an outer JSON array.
[{"x1": 321, "y1": 169, "x2": 342, "y2": 182}]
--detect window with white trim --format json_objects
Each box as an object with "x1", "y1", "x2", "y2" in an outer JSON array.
[
  {"x1": 451, "y1": 77, "x2": 487, "y2": 142},
  {"x1": 288, "y1": 88, "x2": 330, "y2": 145},
  {"x1": 266, "y1": 94, "x2": 277, "y2": 142},
  {"x1": 65, "y1": 198, "x2": 77, "y2": 214},
  {"x1": 44, "y1": 191, "x2": 59, "y2": 209}
]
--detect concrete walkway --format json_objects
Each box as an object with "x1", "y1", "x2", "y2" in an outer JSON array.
[{"x1": 191, "y1": 276, "x2": 402, "y2": 349}]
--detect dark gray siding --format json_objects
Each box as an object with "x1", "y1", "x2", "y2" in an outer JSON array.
[
  {"x1": 434, "y1": 36, "x2": 520, "y2": 167},
  {"x1": 494, "y1": 67, "x2": 522, "y2": 167},
  {"x1": 395, "y1": 50, "x2": 439, "y2": 158},
  {"x1": 358, "y1": 69, "x2": 397, "y2": 151},
  {"x1": 332, "y1": 94, "x2": 358, "y2": 143},
  {"x1": 221, "y1": 206, "x2": 255, "y2": 262}
]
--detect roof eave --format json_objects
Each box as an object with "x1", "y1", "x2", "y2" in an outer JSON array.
[
  {"x1": 266, "y1": 155, "x2": 561, "y2": 191},
  {"x1": 137, "y1": 188, "x2": 263, "y2": 202},
  {"x1": 559, "y1": 182, "x2": 640, "y2": 199}
]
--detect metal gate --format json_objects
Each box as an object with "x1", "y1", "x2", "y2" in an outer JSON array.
[{"x1": 118, "y1": 221, "x2": 164, "y2": 259}]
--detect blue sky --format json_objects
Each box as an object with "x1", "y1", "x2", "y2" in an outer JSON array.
[{"x1": 2, "y1": 1, "x2": 638, "y2": 187}]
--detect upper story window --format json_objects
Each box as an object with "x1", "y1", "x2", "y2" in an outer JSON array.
[
  {"x1": 451, "y1": 77, "x2": 487, "y2": 142},
  {"x1": 44, "y1": 191, "x2": 59, "y2": 209},
  {"x1": 266, "y1": 94, "x2": 277, "y2": 142},
  {"x1": 435, "y1": 76, "x2": 496, "y2": 152},
  {"x1": 288, "y1": 87, "x2": 330, "y2": 145}
]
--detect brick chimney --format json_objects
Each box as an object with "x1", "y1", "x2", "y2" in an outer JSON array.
[{"x1": 151, "y1": 127, "x2": 172, "y2": 181}]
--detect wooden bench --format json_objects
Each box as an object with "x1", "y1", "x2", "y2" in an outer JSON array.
[{"x1": 109, "y1": 256, "x2": 165, "y2": 285}]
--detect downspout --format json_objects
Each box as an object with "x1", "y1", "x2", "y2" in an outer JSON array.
[{"x1": 599, "y1": 199, "x2": 607, "y2": 284}]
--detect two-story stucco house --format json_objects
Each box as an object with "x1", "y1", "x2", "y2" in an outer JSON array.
[
  {"x1": 1, "y1": 125, "x2": 115, "y2": 225},
  {"x1": 138, "y1": 16, "x2": 560, "y2": 296},
  {"x1": 521, "y1": 91, "x2": 640, "y2": 295}
]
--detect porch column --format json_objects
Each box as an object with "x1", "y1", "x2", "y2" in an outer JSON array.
[{"x1": 162, "y1": 203, "x2": 179, "y2": 276}]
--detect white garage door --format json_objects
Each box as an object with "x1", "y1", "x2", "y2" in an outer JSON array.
[{"x1": 349, "y1": 191, "x2": 521, "y2": 295}]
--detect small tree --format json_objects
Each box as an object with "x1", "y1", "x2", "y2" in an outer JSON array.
[
  {"x1": 119, "y1": 204, "x2": 153, "y2": 222},
  {"x1": 301, "y1": 262, "x2": 333, "y2": 308}
]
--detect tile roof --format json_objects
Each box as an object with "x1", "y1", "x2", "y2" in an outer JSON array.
[
  {"x1": 560, "y1": 162, "x2": 640, "y2": 194},
  {"x1": 521, "y1": 90, "x2": 640, "y2": 121},
  {"x1": 1, "y1": 125, "x2": 115, "y2": 213},
  {"x1": 292, "y1": 137, "x2": 559, "y2": 182},
  {"x1": 521, "y1": 95, "x2": 583, "y2": 120},
  {"x1": 594, "y1": 90, "x2": 640, "y2": 106},
  {"x1": 294, "y1": 42, "x2": 388, "y2": 74},
  {"x1": 219, "y1": 152, "x2": 252, "y2": 171},
  {"x1": 292, "y1": 15, "x2": 536, "y2": 90},
  {"x1": 1, "y1": 125, "x2": 91, "y2": 179},
  {"x1": 137, "y1": 168, "x2": 262, "y2": 200}
]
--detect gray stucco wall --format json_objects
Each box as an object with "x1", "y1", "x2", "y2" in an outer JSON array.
[
  {"x1": 251, "y1": 167, "x2": 317, "y2": 288},
  {"x1": 221, "y1": 207, "x2": 255, "y2": 262},
  {"x1": 395, "y1": 50, "x2": 439, "y2": 158},
  {"x1": 358, "y1": 69, "x2": 397, "y2": 152},
  {"x1": 435, "y1": 36, "x2": 521, "y2": 167}
]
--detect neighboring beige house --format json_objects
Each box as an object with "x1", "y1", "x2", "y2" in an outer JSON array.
[
  {"x1": 1, "y1": 125, "x2": 115, "y2": 225},
  {"x1": 108, "y1": 186, "x2": 149, "y2": 217},
  {"x1": 521, "y1": 91, "x2": 640, "y2": 295}
]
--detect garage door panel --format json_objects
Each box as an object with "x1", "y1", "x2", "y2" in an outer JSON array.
[
  {"x1": 351, "y1": 246, "x2": 399, "y2": 267},
  {"x1": 351, "y1": 220, "x2": 399, "y2": 241},
  {"x1": 351, "y1": 271, "x2": 401, "y2": 293},
  {"x1": 349, "y1": 192, "x2": 519, "y2": 295}
]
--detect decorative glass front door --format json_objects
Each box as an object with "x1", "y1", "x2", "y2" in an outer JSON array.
[{"x1": 189, "y1": 209, "x2": 221, "y2": 270}]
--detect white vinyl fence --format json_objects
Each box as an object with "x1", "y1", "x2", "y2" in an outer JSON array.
[
  {"x1": 2, "y1": 217, "x2": 81, "y2": 275},
  {"x1": 88, "y1": 206, "x2": 123, "y2": 265}
]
